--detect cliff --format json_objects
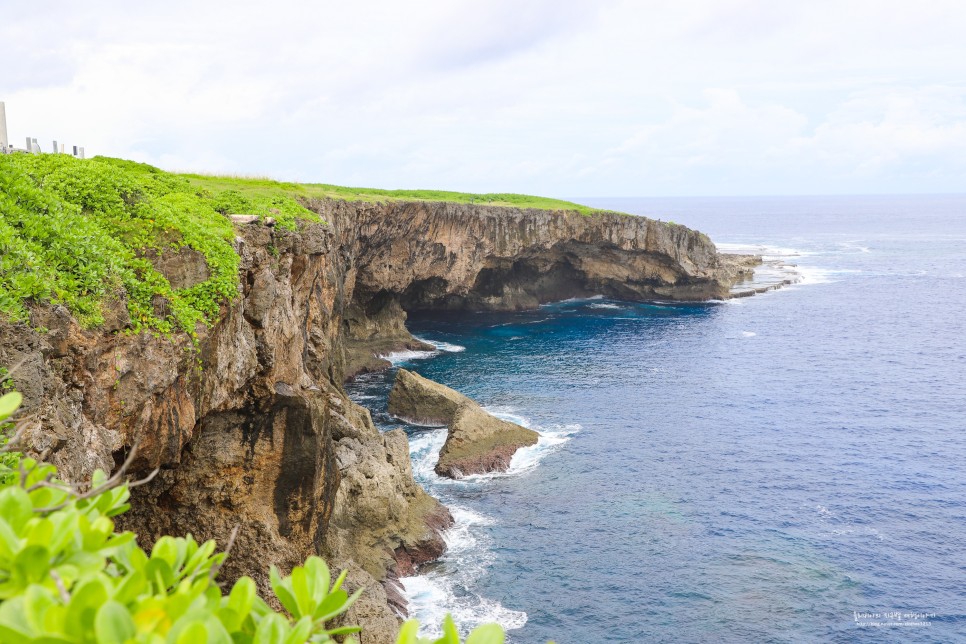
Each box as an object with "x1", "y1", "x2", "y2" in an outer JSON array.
[
  {"x1": 0, "y1": 197, "x2": 754, "y2": 642},
  {"x1": 320, "y1": 199, "x2": 750, "y2": 375}
]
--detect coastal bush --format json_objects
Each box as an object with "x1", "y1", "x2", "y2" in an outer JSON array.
[
  {"x1": 0, "y1": 154, "x2": 317, "y2": 335},
  {"x1": 0, "y1": 390, "x2": 506, "y2": 643}
]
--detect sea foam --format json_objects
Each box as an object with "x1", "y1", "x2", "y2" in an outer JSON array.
[
  {"x1": 378, "y1": 337, "x2": 466, "y2": 365},
  {"x1": 400, "y1": 506, "x2": 527, "y2": 637}
]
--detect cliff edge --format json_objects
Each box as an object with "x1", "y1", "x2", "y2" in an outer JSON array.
[{"x1": 0, "y1": 195, "x2": 755, "y2": 642}]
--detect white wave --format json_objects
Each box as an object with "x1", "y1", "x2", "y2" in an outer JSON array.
[
  {"x1": 483, "y1": 406, "x2": 532, "y2": 428},
  {"x1": 508, "y1": 424, "x2": 581, "y2": 474},
  {"x1": 400, "y1": 575, "x2": 527, "y2": 638},
  {"x1": 543, "y1": 294, "x2": 605, "y2": 306},
  {"x1": 399, "y1": 409, "x2": 577, "y2": 637},
  {"x1": 795, "y1": 267, "x2": 835, "y2": 285},
  {"x1": 789, "y1": 266, "x2": 861, "y2": 286},
  {"x1": 405, "y1": 406, "x2": 579, "y2": 485},
  {"x1": 838, "y1": 240, "x2": 872, "y2": 253},
  {"x1": 717, "y1": 242, "x2": 812, "y2": 258},
  {"x1": 408, "y1": 428, "x2": 449, "y2": 482},
  {"x1": 400, "y1": 506, "x2": 527, "y2": 637},
  {"x1": 442, "y1": 506, "x2": 494, "y2": 553},
  {"x1": 431, "y1": 340, "x2": 466, "y2": 353},
  {"x1": 741, "y1": 331, "x2": 757, "y2": 337},
  {"x1": 588, "y1": 303, "x2": 622, "y2": 310},
  {"x1": 379, "y1": 337, "x2": 466, "y2": 365},
  {"x1": 379, "y1": 348, "x2": 438, "y2": 365}
]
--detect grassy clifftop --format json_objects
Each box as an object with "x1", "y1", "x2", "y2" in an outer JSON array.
[
  {"x1": 183, "y1": 173, "x2": 597, "y2": 214},
  {"x1": 0, "y1": 155, "x2": 599, "y2": 334},
  {"x1": 0, "y1": 155, "x2": 320, "y2": 334}
]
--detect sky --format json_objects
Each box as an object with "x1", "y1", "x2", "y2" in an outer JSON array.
[{"x1": 3, "y1": 0, "x2": 966, "y2": 198}]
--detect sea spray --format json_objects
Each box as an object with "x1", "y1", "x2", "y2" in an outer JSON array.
[{"x1": 378, "y1": 337, "x2": 467, "y2": 365}]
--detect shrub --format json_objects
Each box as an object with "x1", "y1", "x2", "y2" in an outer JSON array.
[
  {"x1": 0, "y1": 155, "x2": 318, "y2": 336},
  {"x1": 0, "y1": 390, "x2": 507, "y2": 643}
]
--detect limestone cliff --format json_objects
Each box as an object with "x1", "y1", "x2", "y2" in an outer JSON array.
[
  {"x1": 0, "y1": 199, "x2": 754, "y2": 642},
  {"x1": 316, "y1": 200, "x2": 752, "y2": 376}
]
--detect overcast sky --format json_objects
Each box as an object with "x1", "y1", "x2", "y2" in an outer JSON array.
[{"x1": 3, "y1": 1, "x2": 965, "y2": 197}]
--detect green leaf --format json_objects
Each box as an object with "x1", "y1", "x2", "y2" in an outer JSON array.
[
  {"x1": 15, "y1": 545, "x2": 52, "y2": 585},
  {"x1": 174, "y1": 621, "x2": 208, "y2": 644},
  {"x1": 284, "y1": 616, "x2": 313, "y2": 644},
  {"x1": 253, "y1": 614, "x2": 288, "y2": 644},
  {"x1": 465, "y1": 623, "x2": 505, "y2": 644},
  {"x1": 0, "y1": 596, "x2": 33, "y2": 640},
  {"x1": 64, "y1": 578, "x2": 110, "y2": 639},
  {"x1": 23, "y1": 584, "x2": 57, "y2": 634},
  {"x1": 151, "y1": 536, "x2": 180, "y2": 568},
  {"x1": 329, "y1": 569, "x2": 347, "y2": 594},
  {"x1": 396, "y1": 620, "x2": 421, "y2": 644},
  {"x1": 311, "y1": 589, "x2": 348, "y2": 623},
  {"x1": 112, "y1": 570, "x2": 147, "y2": 604},
  {"x1": 214, "y1": 607, "x2": 241, "y2": 634},
  {"x1": 0, "y1": 516, "x2": 22, "y2": 560},
  {"x1": 226, "y1": 577, "x2": 256, "y2": 619},
  {"x1": 0, "y1": 391, "x2": 22, "y2": 420},
  {"x1": 0, "y1": 487, "x2": 33, "y2": 532},
  {"x1": 303, "y1": 557, "x2": 329, "y2": 604},
  {"x1": 95, "y1": 600, "x2": 136, "y2": 642},
  {"x1": 440, "y1": 614, "x2": 460, "y2": 644},
  {"x1": 269, "y1": 566, "x2": 298, "y2": 617},
  {"x1": 144, "y1": 557, "x2": 175, "y2": 591},
  {"x1": 289, "y1": 566, "x2": 311, "y2": 618}
]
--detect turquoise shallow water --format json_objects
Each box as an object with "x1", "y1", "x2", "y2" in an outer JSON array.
[{"x1": 346, "y1": 195, "x2": 966, "y2": 643}]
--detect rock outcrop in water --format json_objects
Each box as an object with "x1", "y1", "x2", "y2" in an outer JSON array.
[
  {"x1": 0, "y1": 198, "x2": 755, "y2": 642},
  {"x1": 388, "y1": 369, "x2": 539, "y2": 477}
]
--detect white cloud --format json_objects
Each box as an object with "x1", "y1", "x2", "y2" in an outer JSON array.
[{"x1": 2, "y1": 0, "x2": 965, "y2": 195}]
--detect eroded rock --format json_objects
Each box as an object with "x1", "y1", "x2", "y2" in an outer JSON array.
[
  {"x1": 437, "y1": 404, "x2": 539, "y2": 478},
  {"x1": 143, "y1": 246, "x2": 211, "y2": 290},
  {"x1": 387, "y1": 369, "x2": 539, "y2": 478}
]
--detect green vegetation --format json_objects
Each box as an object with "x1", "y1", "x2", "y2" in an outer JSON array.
[
  {"x1": 0, "y1": 154, "x2": 318, "y2": 334},
  {"x1": 0, "y1": 153, "x2": 604, "y2": 336},
  {"x1": 0, "y1": 390, "x2": 21, "y2": 485},
  {"x1": 0, "y1": 390, "x2": 507, "y2": 643},
  {"x1": 183, "y1": 173, "x2": 599, "y2": 215}
]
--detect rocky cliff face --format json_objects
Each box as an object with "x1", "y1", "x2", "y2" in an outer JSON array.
[{"x1": 0, "y1": 199, "x2": 752, "y2": 642}]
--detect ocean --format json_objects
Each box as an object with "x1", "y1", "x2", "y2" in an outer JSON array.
[{"x1": 345, "y1": 195, "x2": 966, "y2": 643}]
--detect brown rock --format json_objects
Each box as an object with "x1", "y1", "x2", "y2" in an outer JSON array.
[
  {"x1": 387, "y1": 368, "x2": 467, "y2": 426},
  {"x1": 387, "y1": 369, "x2": 539, "y2": 478},
  {"x1": 143, "y1": 246, "x2": 211, "y2": 290},
  {"x1": 436, "y1": 404, "x2": 539, "y2": 478}
]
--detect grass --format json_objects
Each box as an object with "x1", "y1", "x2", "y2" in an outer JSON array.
[
  {"x1": 183, "y1": 173, "x2": 601, "y2": 215},
  {"x1": 0, "y1": 155, "x2": 609, "y2": 335},
  {"x1": 0, "y1": 155, "x2": 320, "y2": 335}
]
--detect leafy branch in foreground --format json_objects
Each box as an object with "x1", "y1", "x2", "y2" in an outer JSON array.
[{"x1": 0, "y1": 388, "x2": 511, "y2": 643}]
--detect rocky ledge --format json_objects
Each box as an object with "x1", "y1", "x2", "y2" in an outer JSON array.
[
  {"x1": 388, "y1": 369, "x2": 539, "y2": 478},
  {"x1": 2, "y1": 198, "x2": 758, "y2": 642},
  {"x1": 321, "y1": 200, "x2": 760, "y2": 377}
]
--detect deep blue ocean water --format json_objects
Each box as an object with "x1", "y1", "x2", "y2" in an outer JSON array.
[{"x1": 346, "y1": 195, "x2": 966, "y2": 643}]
